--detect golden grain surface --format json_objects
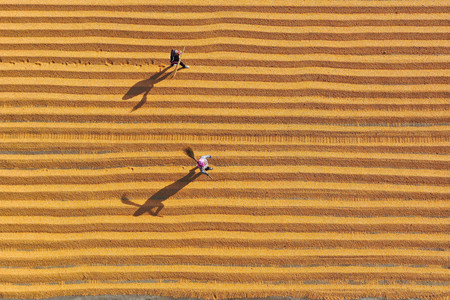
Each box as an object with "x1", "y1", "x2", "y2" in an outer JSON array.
[{"x1": 0, "y1": 0, "x2": 449, "y2": 299}]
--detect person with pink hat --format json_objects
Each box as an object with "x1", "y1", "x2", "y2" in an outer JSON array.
[
  {"x1": 183, "y1": 147, "x2": 213, "y2": 179},
  {"x1": 197, "y1": 155, "x2": 213, "y2": 177}
]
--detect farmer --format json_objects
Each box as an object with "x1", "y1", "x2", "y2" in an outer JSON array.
[
  {"x1": 197, "y1": 155, "x2": 213, "y2": 176},
  {"x1": 170, "y1": 49, "x2": 189, "y2": 69}
]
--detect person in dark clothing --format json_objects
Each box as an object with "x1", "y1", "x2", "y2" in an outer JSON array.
[{"x1": 170, "y1": 49, "x2": 189, "y2": 69}]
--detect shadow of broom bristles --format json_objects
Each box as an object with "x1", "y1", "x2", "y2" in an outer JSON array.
[{"x1": 183, "y1": 147, "x2": 198, "y2": 163}]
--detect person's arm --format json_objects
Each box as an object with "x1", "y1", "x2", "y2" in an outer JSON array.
[{"x1": 200, "y1": 155, "x2": 212, "y2": 159}]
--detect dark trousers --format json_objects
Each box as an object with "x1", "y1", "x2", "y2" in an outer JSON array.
[{"x1": 171, "y1": 61, "x2": 186, "y2": 68}]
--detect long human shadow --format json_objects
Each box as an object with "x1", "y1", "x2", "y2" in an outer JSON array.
[
  {"x1": 122, "y1": 65, "x2": 173, "y2": 112},
  {"x1": 121, "y1": 168, "x2": 201, "y2": 216}
]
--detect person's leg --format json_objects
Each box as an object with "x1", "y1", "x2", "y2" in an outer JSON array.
[{"x1": 180, "y1": 61, "x2": 188, "y2": 68}]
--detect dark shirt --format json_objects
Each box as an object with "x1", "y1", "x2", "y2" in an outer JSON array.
[{"x1": 170, "y1": 50, "x2": 180, "y2": 64}]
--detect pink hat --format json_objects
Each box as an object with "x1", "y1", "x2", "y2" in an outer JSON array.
[{"x1": 197, "y1": 158, "x2": 206, "y2": 167}]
